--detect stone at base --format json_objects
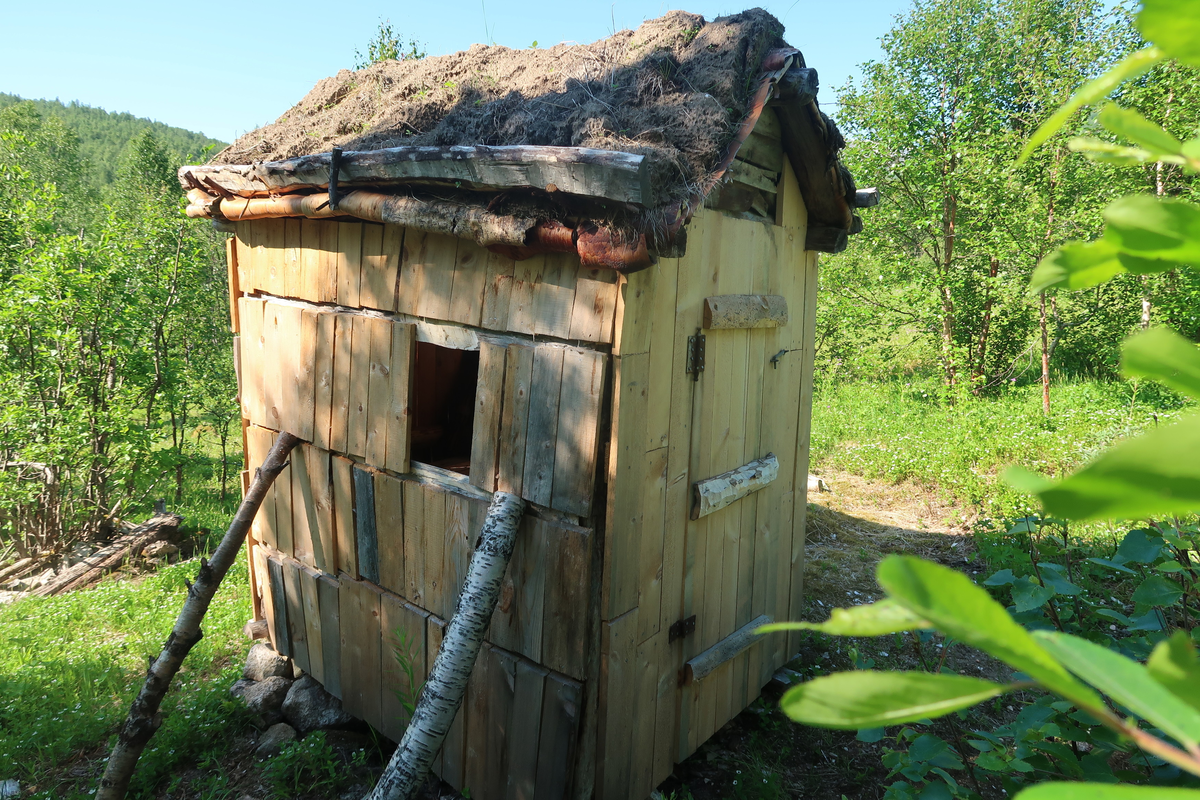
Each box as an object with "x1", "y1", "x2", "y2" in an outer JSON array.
[
  {"x1": 242, "y1": 675, "x2": 292, "y2": 727},
  {"x1": 229, "y1": 678, "x2": 255, "y2": 699},
  {"x1": 254, "y1": 722, "x2": 297, "y2": 758},
  {"x1": 283, "y1": 675, "x2": 355, "y2": 734},
  {"x1": 243, "y1": 642, "x2": 291, "y2": 681}
]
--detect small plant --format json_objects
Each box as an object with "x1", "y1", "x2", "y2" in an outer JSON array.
[
  {"x1": 354, "y1": 19, "x2": 426, "y2": 69},
  {"x1": 391, "y1": 625, "x2": 425, "y2": 719},
  {"x1": 262, "y1": 731, "x2": 340, "y2": 798},
  {"x1": 733, "y1": 731, "x2": 790, "y2": 800}
]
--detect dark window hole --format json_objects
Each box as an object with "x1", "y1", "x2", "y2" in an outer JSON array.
[{"x1": 410, "y1": 341, "x2": 478, "y2": 475}]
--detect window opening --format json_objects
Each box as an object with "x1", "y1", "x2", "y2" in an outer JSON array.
[{"x1": 410, "y1": 341, "x2": 478, "y2": 474}]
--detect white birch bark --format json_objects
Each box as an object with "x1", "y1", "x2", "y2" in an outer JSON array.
[{"x1": 366, "y1": 491, "x2": 526, "y2": 800}]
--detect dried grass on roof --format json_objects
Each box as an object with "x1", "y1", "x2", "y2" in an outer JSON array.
[{"x1": 213, "y1": 9, "x2": 786, "y2": 209}]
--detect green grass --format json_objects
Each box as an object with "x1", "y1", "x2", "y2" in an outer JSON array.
[
  {"x1": 0, "y1": 551, "x2": 253, "y2": 797},
  {"x1": 810, "y1": 376, "x2": 1192, "y2": 527},
  {"x1": 0, "y1": 441, "x2": 250, "y2": 798}
]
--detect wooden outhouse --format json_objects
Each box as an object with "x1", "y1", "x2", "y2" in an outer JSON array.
[{"x1": 183, "y1": 12, "x2": 867, "y2": 799}]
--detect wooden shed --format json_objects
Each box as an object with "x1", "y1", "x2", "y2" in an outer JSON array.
[{"x1": 182, "y1": 12, "x2": 868, "y2": 799}]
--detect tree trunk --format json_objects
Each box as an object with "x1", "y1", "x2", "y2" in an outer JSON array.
[
  {"x1": 974, "y1": 256, "x2": 999, "y2": 393},
  {"x1": 1143, "y1": 88, "x2": 1174, "y2": 330},
  {"x1": 366, "y1": 491, "x2": 526, "y2": 800},
  {"x1": 96, "y1": 431, "x2": 301, "y2": 800},
  {"x1": 939, "y1": 190, "x2": 958, "y2": 391},
  {"x1": 1038, "y1": 148, "x2": 1062, "y2": 417},
  {"x1": 1040, "y1": 292, "x2": 1051, "y2": 416}
]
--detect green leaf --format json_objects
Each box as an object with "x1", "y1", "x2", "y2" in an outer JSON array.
[
  {"x1": 1095, "y1": 608, "x2": 1133, "y2": 625},
  {"x1": 1029, "y1": 239, "x2": 1169, "y2": 293},
  {"x1": 1184, "y1": 136, "x2": 1200, "y2": 166},
  {"x1": 1117, "y1": 529, "x2": 1166, "y2": 563},
  {"x1": 779, "y1": 670, "x2": 1008, "y2": 729},
  {"x1": 1087, "y1": 557, "x2": 1136, "y2": 574},
  {"x1": 1104, "y1": 195, "x2": 1200, "y2": 266},
  {"x1": 1122, "y1": 327, "x2": 1200, "y2": 400},
  {"x1": 1040, "y1": 564, "x2": 1082, "y2": 595},
  {"x1": 757, "y1": 599, "x2": 932, "y2": 637},
  {"x1": 1069, "y1": 136, "x2": 1156, "y2": 166},
  {"x1": 876, "y1": 556, "x2": 1103, "y2": 710},
  {"x1": 1148, "y1": 631, "x2": 1200, "y2": 712},
  {"x1": 1004, "y1": 466, "x2": 1055, "y2": 494},
  {"x1": 1099, "y1": 104, "x2": 1183, "y2": 156},
  {"x1": 974, "y1": 752, "x2": 1009, "y2": 771},
  {"x1": 920, "y1": 781, "x2": 954, "y2": 800},
  {"x1": 1017, "y1": 783, "x2": 1200, "y2": 799},
  {"x1": 983, "y1": 569, "x2": 1016, "y2": 586},
  {"x1": 1032, "y1": 416, "x2": 1200, "y2": 521},
  {"x1": 1126, "y1": 610, "x2": 1167, "y2": 631},
  {"x1": 1132, "y1": 575, "x2": 1185, "y2": 607},
  {"x1": 1018, "y1": 47, "x2": 1164, "y2": 162},
  {"x1": 1033, "y1": 630, "x2": 1200, "y2": 747},
  {"x1": 1137, "y1": 0, "x2": 1200, "y2": 67},
  {"x1": 1012, "y1": 577, "x2": 1056, "y2": 613},
  {"x1": 857, "y1": 726, "x2": 886, "y2": 742}
]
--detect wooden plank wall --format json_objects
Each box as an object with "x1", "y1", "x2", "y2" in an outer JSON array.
[
  {"x1": 239, "y1": 294, "x2": 605, "y2": 520},
  {"x1": 245, "y1": 429, "x2": 595, "y2": 676},
  {"x1": 596, "y1": 158, "x2": 815, "y2": 799},
  {"x1": 234, "y1": 221, "x2": 619, "y2": 345},
  {"x1": 256, "y1": 546, "x2": 584, "y2": 800},
  {"x1": 235, "y1": 215, "x2": 612, "y2": 800},
  {"x1": 244, "y1": 427, "x2": 594, "y2": 797}
]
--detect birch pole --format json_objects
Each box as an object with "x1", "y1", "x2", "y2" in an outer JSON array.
[
  {"x1": 367, "y1": 491, "x2": 526, "y2": 800},
  {"x1": 97, "y1": 432, "x2": 302, "y2": 800}
]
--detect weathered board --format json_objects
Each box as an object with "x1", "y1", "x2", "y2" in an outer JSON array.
[
  {"x1": 233, "y1": 222, "x2": 619, "y2": 343},
  {"x1": 702, "y1": 294, "x2": 788, "y2": 330}
]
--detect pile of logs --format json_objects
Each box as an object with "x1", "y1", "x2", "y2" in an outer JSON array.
[
  {"x1": 0, "y1": 513, "x2": 183, "y2": 597},
  {"x1": 0, "y1": 557, "x2": 39, "y2": 588}
]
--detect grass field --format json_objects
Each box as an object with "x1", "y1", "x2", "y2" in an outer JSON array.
[
  {"x1": 809, "y1": 376, "x2": 1191, "y2": 530},
  {"x1": 0, "y1": 447, "x2": 250, "y2": 799}
]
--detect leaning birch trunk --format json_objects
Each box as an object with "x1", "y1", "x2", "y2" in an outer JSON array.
[
  {"x1": 96, "y1": 432, "x2": 302, "y2": 800},
  {"x1": 367, "y1": 491, "x2": 526, "y2": 800}
]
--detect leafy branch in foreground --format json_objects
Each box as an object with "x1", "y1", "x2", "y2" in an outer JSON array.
[
  {"x1": 773, "y1": 5, "x2": 1200, "y2": 793},
  {"x1": 761, "y1": 556, "x2": 1200, "y2": 798},
  {"x1": 1004, "y1": 0, "x2": 1200, "y2": 524}
]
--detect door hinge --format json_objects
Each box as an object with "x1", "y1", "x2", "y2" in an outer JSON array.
[
  {"x1": 669, "y1": 615, "x2": 697, "y2": 642},
  {"x1": 685, "y1": 331, "x2": 705, "y2": 380}
]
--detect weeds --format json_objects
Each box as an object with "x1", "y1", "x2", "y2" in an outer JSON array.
[
  {"x1": 261, "y1": 731, "x2": 341, "y2": 798},
  {"x1": 811, "y1": 376, "x2": 1188, "y2": 526},
  {"x1": 390, "y1": 625, "x2": 425, "y2": 720}
]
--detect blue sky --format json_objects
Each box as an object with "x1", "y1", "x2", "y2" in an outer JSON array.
[{"x1": 1, "y1": 1, "x2": 907, "y2": 144}]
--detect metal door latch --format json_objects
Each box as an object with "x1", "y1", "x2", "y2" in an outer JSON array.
[
  {"x1": 686, "y1": 331, "x2": 705, "y2": 380},
  {"x1": 669, "y1": 615, "x2": 697, "y2": 642}
]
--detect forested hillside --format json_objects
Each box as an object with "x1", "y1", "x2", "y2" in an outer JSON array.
[
  {"x1": 0, "y1": 100, "x2": 237, "y2": 558},
  {"x1": 0, "y1": 93, "x2": 225, "y2": 188}
]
